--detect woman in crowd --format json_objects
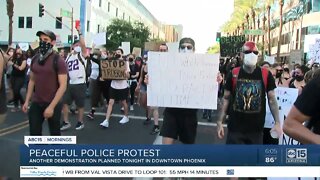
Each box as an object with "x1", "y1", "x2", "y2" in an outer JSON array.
[
  {"x1": 289, "y1": 65, "x2": 309, "y2": 94},
  {"x1": 8, "y1": 48, "x2": 26, "y2": 111},
  {"x1": 127, "y1": 54, "x2": 140, "y2": 111}
]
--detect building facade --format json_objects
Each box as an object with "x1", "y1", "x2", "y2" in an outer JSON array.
[{"x1": 0, "y1": 0, "x2": 180, "y2": 48}]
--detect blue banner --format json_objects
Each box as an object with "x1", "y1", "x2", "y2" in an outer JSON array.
[{"x1": 20, "y1": 145, "x2": 320, "y2": 166}]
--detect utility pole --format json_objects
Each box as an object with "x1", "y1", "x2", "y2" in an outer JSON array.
[{"x1": 71, "y1": 7, "x2": 74, "y2": 51}]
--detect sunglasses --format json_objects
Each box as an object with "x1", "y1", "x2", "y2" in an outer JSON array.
[
  {"x1": 180, "y1": 45, "x2": 193, "y2": 50},
  {"x1": 243, "y1": 50, "x2": 259, "y2": 55}
]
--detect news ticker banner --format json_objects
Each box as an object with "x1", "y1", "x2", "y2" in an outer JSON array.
[
  {"x1": 20, "y1": 166, "x2": 320, "y2": 178},
  {"x1": 20, "y1": 136, "x2": 320, "y2": 177}
]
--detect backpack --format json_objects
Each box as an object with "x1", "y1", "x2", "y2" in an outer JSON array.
[{"x1": 231, "y1": 67, "x2": 269, "y2": 91}]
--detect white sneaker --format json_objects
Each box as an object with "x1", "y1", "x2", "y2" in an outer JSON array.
[
  {"x1": 120, "y1": 107, "x2": 124, "y2": 111},
  {"x1": 130, "y1": 105, "x2": 134, "y2": 111},
  {"x1": 119, "y1": 116, "x2": 129, "y2": 124},
  {"x1": 100, "y1": 119, "x2": 109, "y2": 128}
]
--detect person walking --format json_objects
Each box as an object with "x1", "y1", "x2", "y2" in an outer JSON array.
[{"x1": 22, "y1": 30, "x2": 68, "y2": 136}]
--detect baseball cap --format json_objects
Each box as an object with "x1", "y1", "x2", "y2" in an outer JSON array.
[{"x1": 36, "y1": 30, "x2": 56, "y2": 41}]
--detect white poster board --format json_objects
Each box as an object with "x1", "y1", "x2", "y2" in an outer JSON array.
[
  {"x1": 275, "y1": 87, "x2": 300, "y2": 145},
  {"x1": 304, "y1": 34, "x2": 320, "y2": 52},
  {"x1": 166, "y1": 42, "x2": 179, "y2": 53},
  {"x1": 121, "y1": 42, "x2": 130, "y2": 55},
  {"x1": 147, "y1": 52, "x2": 220, "y2": 109},
  {"x1": 18, "y1": 43, "x2": 29, "y2": 51},
  {"x1": 93, "y1": 32, "x2": 106, "y2": 46},
  {"x1": 308, "y1": 38, "x2": 320, "y2": 63},
  {"x1": 264, "y1": 55, "x2": 275, "y2": 64}
]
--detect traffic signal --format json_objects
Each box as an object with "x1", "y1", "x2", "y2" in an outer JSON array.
[
  {"x1": 216, "y1": 32, "x2": 221, "y2": 42},
  {"x1": 39, "y1": 3, "x2": 44, "y2": 17},
  {"x1": 68, "y1": 35, "x2": 72, "y2": 44}
]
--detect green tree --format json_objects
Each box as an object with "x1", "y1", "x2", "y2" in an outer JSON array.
[
  {"x1": 106, "y1": 19, "x2": 151, "y2": 52},
  {"x1": 207, "y1": 43, "x2": 220, "y2": 54},
  {"x1": 6, "y1": 0, "x2": 14, "y2": 47}
]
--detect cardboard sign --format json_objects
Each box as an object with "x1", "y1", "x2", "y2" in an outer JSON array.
[
  {"x1": 147, "y1": 52, "x2": 220, "y2": 109},
  {"x1": 220, "y1": 35, "x2": 245, "y2": 57},
  {"x1": 100, "y1": 60, "x2": 127, "y2": 80},
  {"x1": 264, "y1": 55, "x2": 275, "y2": 64},
  {"x1": 289, "y1": 50, "x2": 302, "y2": 65},
  {"x1": 144, "y1": 42, "x2": 163, "y2": 51},
  {"x1": 132, "y1": 47, "x2": 141, "y2": 57}
]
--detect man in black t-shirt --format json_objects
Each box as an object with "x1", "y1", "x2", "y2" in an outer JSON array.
[
  {"x1": 284, "y1": 76, "x2": 320, "y2": 144},
  {"x1": 217, "y1": 41, "x2": 282, "y2": 144}
]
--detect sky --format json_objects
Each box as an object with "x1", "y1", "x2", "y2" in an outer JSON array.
[{"x1": 139, "y1": 0, "x2": 234, "y2": 53}]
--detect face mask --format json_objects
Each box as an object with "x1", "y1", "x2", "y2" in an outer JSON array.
[
  {"x1": 275, "y1": 72, "x2": 282, "y2": 78},
  {"x1": 74, "y1": 46, "x2": 81, "y2": 53},
  {"x1": 129, "y1": 58, "x2": 134, "y2": 62},
  {"x1": 284, "y1": 68, "x2": 289, "y2": 72},
  {"x1": 180, "y1": 47, "x2": 193, "y2": 53},
  {"x1": 39, "y1": 40, "x2": 53, "y2": 56},
  {"x1": 244, "y1": 53, "x2": 258, "y2": 66},
  {"x1": 101, "y1": 54, "x2": 107, "y2": 59},
  {"x1": 295, "y1": 75, "x2": 304, "y2": 82},
  {"x1": 115, "y1": 54, "x2": 121, "y2": 59}
]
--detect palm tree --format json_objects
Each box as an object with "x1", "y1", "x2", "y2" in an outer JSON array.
[
  {"x1": 262, "y1": 15, "x2": 267, "y2": 57},
  {"x1": 276, "y1": 0, "x2": 284, "y2": 63},
  {"x1": 6, "y1": 0, "x2": 14, "y2": 47},
  {"x1": 251, "y1": 9, "x2": 256, "y2": 42}
]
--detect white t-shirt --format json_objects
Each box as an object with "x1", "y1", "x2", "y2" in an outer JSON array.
[
  {"x1": 110, "y1": 61, "x2": 130, "y2": 89},
  {"x1": 90, "y1": 60, "x2": 99, "y2": 80},
  {"x1": 66, "y1": 52, "x2": 86, "y2": 84}
]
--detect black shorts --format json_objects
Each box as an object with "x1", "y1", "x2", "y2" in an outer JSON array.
[
  {"x1": 226, "y1": 131, "x2": 263, "y2": 144},
  {"x1": 63, "y1": 83, "x2": 86, "y2": 108},
  {"x1": 109, "y1": 87, "x2": 129, "y2": 101},
  {"x1": 160, "y1": 108, "x2": 198, "y2": 144}
]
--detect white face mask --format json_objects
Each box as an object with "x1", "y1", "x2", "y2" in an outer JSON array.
[
  {"x1": 244, "y1": 53, "x2": 258, "y2": 66},
  {"x1": 180, "y1": 47, "x2": 193, "y2": 53},
  {"x1": 74, "y1": 46, "x2": 81, "y2": 53},
  {"x1": 101, "y1": 54, "x2": 107, "y2": 59}
]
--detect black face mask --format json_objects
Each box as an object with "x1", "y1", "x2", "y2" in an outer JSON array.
[
  {"x1": 129, "y1": 58, "x2": 134, "y2": 62},
  {"x1": 284, "y1": 68, "x2": 289, "y2": 72},
  {"x1": 295, "y1": 75, "x2": 304, "y2": 82},
  {"x1": 114, "y1": 54, "x2": 121, "y2": 59},
  {"x1": 39, "y1": 40, "x2": 53, "y2": 56},
  {"x1": 276, "y1": 72, "x2": 282, "y2": 78}
]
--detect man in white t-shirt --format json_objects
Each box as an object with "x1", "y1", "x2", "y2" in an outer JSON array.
[
  {"x1": 100, "y1": 48, "x2": 130, "y2": 128},
  {"x1": 61, "y1": 26, "x2": 88, "y2": 131}
]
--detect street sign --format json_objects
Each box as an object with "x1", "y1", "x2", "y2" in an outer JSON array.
[
  {"x1": 60, "y1": 8, "x2": 72, "y2": 18},
  {"x1": 244, "y1": 29, "x2": 265, "y2": 35}
]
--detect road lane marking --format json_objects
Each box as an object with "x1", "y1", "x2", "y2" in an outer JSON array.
[
  {"x1": 0, "y1": 111, "x2": 227, "y2": 137},
  {"x1": 0, "y1": 121, "x2": 28, "y2": 134}
]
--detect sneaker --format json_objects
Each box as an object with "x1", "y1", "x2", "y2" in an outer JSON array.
[
  {"x1": 130, "y1": 105, "x2": 134, "y2": 111},
  {"x1": 120, "y1": 107, "x2": 124, "y2": 111},
  {"x1": 119, "y1": 116, "x2": 129, "y2": 124},
  {"x1": 150, "y1": 126, "x2": 160, "y2": 135},
  {"x1": 60, "y1": 122, "x2": 71, "y2": 131},
  {"x1": 100, "y1": 119, "x2": 109, "y2": 128},
  {"x1": 143, "y1": 118, "x2": 152, "y2": 125},
  {"x1": 75, "y1": 122, "x2": 84, "y2": 130},
  {"x1": 86, "y1": 113, "x2": 94, "y2": 120}
]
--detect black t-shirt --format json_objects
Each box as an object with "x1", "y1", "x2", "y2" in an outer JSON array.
[
  {"x1": 11, "y1": 58, "x2": 26, "y2": 77},
  {"x1": 129, "y1": 63, "x2": 139, "y2": 80},
  {"x1": 294, "y1": 77, "x2": 320, "y2": 134},
  {"x1": 225, "y1": 66, "x2": 276, "y2": 133}
]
